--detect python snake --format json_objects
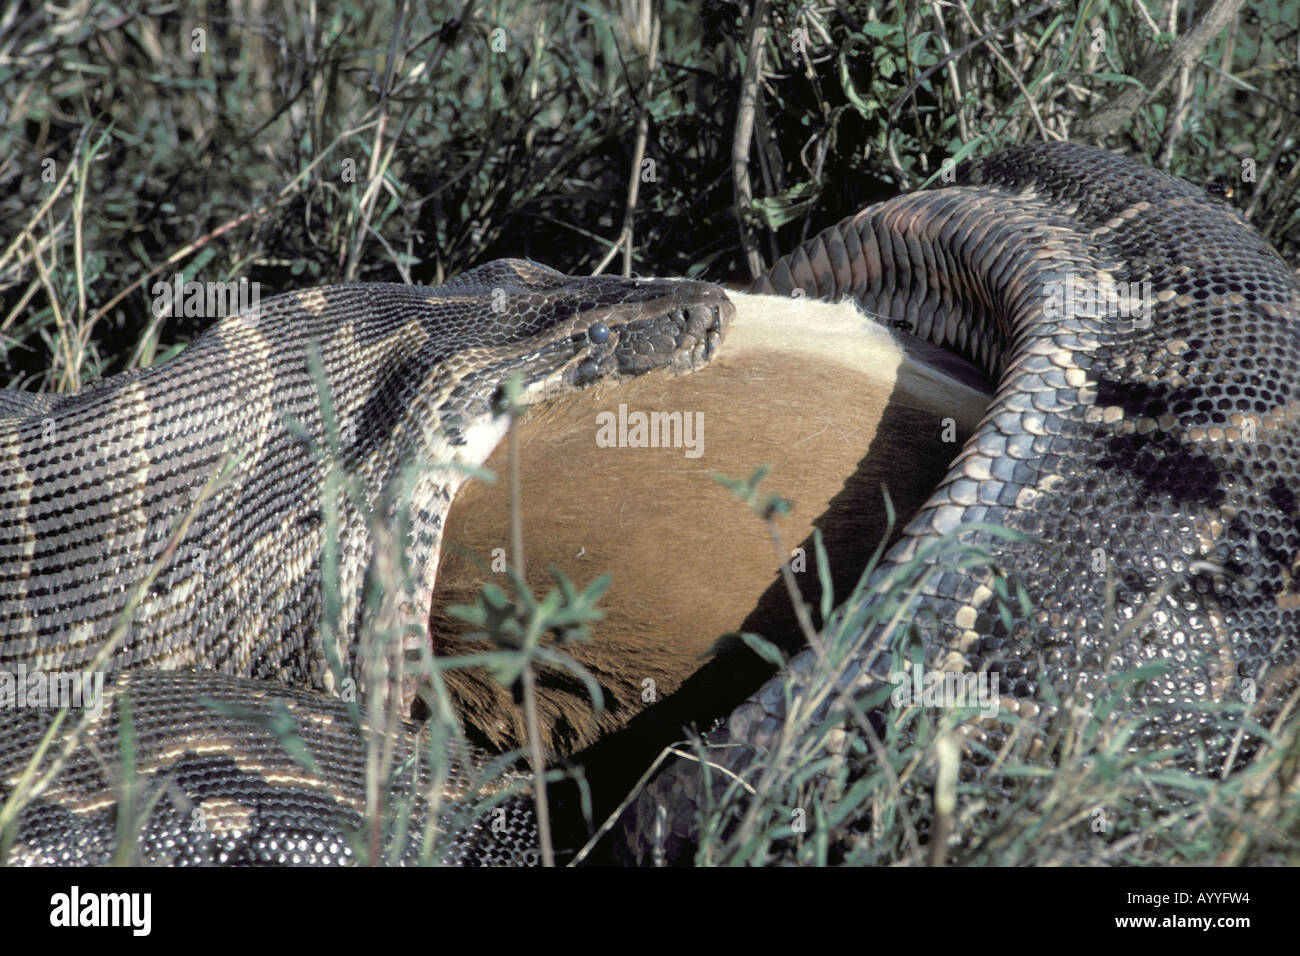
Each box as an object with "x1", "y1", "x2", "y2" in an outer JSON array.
[
  {"x1": 0, "y1": 260, "x2": 731, "y2": 863},
  {"x1": 2, "y1": 143, "x2": 1299, "y2": 865}
]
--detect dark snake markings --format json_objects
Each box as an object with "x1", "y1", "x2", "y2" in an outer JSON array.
[{"x1": 2, "y1": 143, "x2": 1298, "y2": 865}]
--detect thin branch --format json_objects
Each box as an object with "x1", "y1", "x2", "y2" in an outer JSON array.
[
  {"x1": 732, "y1": 0, "x2": 770, "y2": 280},
  {"x1": 1074, "y1": 0, "x2": 1245, "y2": 143}
]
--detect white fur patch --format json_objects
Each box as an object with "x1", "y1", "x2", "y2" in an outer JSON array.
[
  {"x1": 724, "y1": 290, "x2": 992, "y2": 411},
  {"x1": 725, "y1": 290, "x2": 901, "y2": 366},
  {"x1": 453, "y1": 415, "x2": 512, "y2": 472}
]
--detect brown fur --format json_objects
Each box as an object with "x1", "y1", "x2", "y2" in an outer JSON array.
[{"x1": 427, "y1": 293, "x2": 992, "y2": 756}]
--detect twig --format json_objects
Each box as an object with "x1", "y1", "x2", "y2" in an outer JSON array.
[
  {"x1": 886, "y1": 0, "x2": 1061, "y2": 185},
  {"x1": 343, "y1": 0, "x2": 405, "y2": 281},
  {"x1": 83, "y1": 118, "x2": 381, "y2": 332},
  {"x1": 503, "y1": 384, "x2": 553, "y2": 866},
  {"x1": 594, "y1": 0, "x2": 660, "y2": 277},
  {"x1": 732, "y1": 0, "x2": 770, "y2": 280},
  {"x1": 928, "y1": 1, "x2": 971, "y2": 145}
]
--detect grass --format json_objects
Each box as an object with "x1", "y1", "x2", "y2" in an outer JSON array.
[{"x1": 3, "y1": 1, "x2": 1298, "y2": 385}]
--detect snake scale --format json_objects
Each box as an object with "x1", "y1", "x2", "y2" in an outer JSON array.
[{"x1": 2, "y1": 143, "x2": 1298, "y2": 865}]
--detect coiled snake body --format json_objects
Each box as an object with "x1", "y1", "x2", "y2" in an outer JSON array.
[
  {"x1": 624, "y1": 142, "x2": 1300, "y2": 863},
  {"x1": 2, "y1": 143, "x2": 1298, "y2": 865}
]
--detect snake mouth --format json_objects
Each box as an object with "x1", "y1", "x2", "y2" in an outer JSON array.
[
  {"x1": 565, "y1": 284, "x2": 734, "y2": 388},
  {"x1": 482, "y1": 281, "x2": 734, "y2": 413},
  {"x1": 616, "y1": 284, "x2": 735, "y2": 378},
  {"x1": 666, "y1": 293, "x2": 733, "y2": 372}
]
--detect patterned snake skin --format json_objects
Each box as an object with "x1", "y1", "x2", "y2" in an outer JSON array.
[
  {"x1": 3, "y1": 671, "x2": 539, "y2": 865},
  {"x1": 621, "y1": 142, "x2": 1300, "y2": 863},
  {"x1": 0, "y1": 260, "x2": 732, "y2": 864}
]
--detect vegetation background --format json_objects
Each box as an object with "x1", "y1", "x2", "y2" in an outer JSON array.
[
  {"x1": 1, "y1": 0, "x2": 1297, "y2": 865},
  {"x1": 3, "y1": 0, "x2": 1297, "y2": 388}
]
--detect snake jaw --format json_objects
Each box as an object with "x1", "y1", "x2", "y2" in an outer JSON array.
[
  {"x1": 613, "y1": 286, "x2": 734, "y2": 379},
  {"x1": 555, "y1": 281, "x2": 733, "y2": 388},
  {"x1": 674, "y1": 293, "x2": 734, "y2": 373},
  {"x1": 462, "y1": 273, "x2": 733, "y2": 422}
]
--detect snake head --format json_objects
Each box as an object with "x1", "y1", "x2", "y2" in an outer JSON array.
[
  {"x1": 565, "y1": 273, "x2": 734, "y2": 387},
  {"x1": 444, "y1": 259, "x2": 734, "y2": 410}
]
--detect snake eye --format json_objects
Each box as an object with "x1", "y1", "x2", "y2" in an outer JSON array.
[
  {"x1": 588, "y1": 321, "x2": 610, "y2": 344},
  {"x1": 576, "y1": 357, "x2": 601, "y2": 385}
]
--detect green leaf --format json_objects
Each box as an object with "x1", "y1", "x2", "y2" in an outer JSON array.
[
  {"x1": 199, "y1": 698, "x2": 321, "y2": 775},
  {"x1": 738, "y1": 631, "x2": 787, "y2": 668}
]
